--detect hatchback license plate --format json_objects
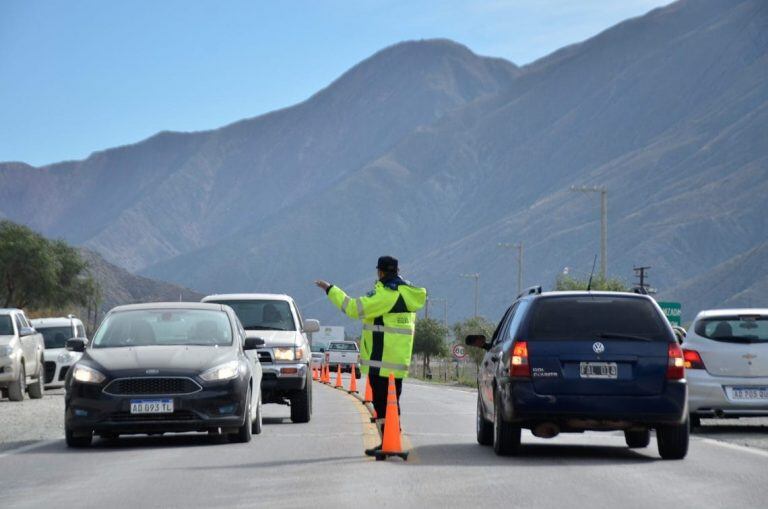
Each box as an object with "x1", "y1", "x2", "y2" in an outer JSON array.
[
  {"x1": 728, "y1": 387, "x2": 768, "y2": 401},
  {"x1": 580, "y1": 362, "x2": 618, "y2": 379},
  {"x1": 130, "y1": 399, "x2": 174, "y2": 414}
]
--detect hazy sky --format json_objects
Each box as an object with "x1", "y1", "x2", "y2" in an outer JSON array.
[{"x1": 1, "y1": 0, "x2": 670, "y2": 166}]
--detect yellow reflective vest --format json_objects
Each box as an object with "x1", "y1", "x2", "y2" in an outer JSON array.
[{"x1": 327, "y1": 278, "x2": 427, "y2": 379}]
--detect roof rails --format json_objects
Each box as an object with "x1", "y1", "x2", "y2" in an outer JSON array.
[{"x1": 517, "y1": 285, "x2": 542, "y2": 299}]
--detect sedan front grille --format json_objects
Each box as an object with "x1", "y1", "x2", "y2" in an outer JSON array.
[
  {"x1": 103, "y1": 377, "x2": 202, "y2": 396},
  {"x1": 109, "y1": 410, "x2": 197, "y2": 422},
  {"x1": 44, "y1": 362, "x2": 56, "y2": 383}
]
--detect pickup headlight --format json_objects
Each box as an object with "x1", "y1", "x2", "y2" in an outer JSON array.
[
  {"x1": 0, "y1": 345, "x2": 14, "y2": 357},
  {"x1": 72, "y1": 365, "x2": 106, "y2": 384},
  {"x1": 57, "y1": 351, "x2": 75, "y2": 364},
  {"x1": 200, "y1": 360, "x2": 241, "y2": 382},
  {"x1": 274, "y1": 347, "x2": 303, "y2": 361}
]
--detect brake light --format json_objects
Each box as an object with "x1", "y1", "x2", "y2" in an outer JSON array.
[
  {"x1": 510, "y1": 341, "x2": 530, "y2": 378},
  {"x1": 683, "y1": 349, "x2": 706, "y2": 370},
  {"x1": 667, "y1": 343, "x2": 685, "y2": 380}
]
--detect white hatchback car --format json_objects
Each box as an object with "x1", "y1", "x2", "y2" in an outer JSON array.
[
  {"x1": 31, "y1": 316, "x2": 87, "y2": 388},
  {"x1": 683, "y1": 309, "x2": 768, "y2": 427}
]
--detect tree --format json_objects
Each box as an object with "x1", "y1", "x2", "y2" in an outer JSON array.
[
  {"x1": 555, "y1": 273, "x2": 629, "y2": 292},
  {"x1": 0, "y1": 220, "x2": 100, "y2": 310},
  {"x1": 452, "y1": 316, "x2": 497, "y2": 368},
  {"x1": 413, "y1": 317, "x2": 448, "y2": 376}
]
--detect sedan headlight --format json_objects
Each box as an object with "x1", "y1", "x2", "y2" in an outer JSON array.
[
  {"x1": 0, "y1": 345, "x2": 14, "y2": 357},
  {"x1": 273, "y1": 347, "x2": 298, "y2": 361},
  {"x1": 72, "y1": 365, "x2": 106, "y2": 384},
  {"x1": 200, "y1": 360, "x2": 241, "y2": 382}
]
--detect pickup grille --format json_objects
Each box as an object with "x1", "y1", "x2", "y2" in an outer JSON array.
[
  {"x1": 257, "y1": 351, "x2": 272, "y2": 364},
  {"x1": 58, "y1": 366, "x2": 70, "y2": 381},
  {"x1": 44, "y1": 362, "x2": 56, "y2": 383},
  {"x1": 103, "y1": 377, "x2": 201, "y2": 396}
]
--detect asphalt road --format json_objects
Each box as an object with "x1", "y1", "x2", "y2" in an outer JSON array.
[{"x1": 1, "y1": 377, "x2": 768, "y2": 508}]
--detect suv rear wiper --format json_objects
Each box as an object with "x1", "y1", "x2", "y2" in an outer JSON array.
[{"x1": 597, "y1": 332, "x2": 652, "y2": 342}]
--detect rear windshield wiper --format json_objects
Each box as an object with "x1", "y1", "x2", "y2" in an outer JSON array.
[{"x1": 597, "y1": 332, "x2": 653, "y2": 342}]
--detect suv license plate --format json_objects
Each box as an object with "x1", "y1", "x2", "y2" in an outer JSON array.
[
  {"x1": 130, "y1": 399, "x2": 174, "y2": 414},
  {"x1": 579, "y1": 362, "x2": 618, "y2": 379},
  {"x1": 728, "y1": 387, "x2": 768, "y2": 401}
]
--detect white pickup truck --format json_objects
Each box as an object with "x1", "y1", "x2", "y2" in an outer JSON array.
[{"x1": 324, "y1": 341, "x2": 360, "y2": 379}]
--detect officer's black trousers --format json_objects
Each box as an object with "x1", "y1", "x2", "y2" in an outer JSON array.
[{"x1": 369, "y1": 371, "x2": 402, "y2": 428}]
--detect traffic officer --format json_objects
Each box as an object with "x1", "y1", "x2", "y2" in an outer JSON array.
[{"x1": 315, "y1": 255, "x2": 426, "y2": 455}]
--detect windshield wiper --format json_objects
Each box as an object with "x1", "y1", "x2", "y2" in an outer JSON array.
[{"x1": 597, "y1": 332, "x2": 652, "y2": 342}]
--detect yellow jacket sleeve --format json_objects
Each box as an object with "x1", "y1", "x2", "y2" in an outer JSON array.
[{"x1": 327, "y1": 284, "x2": 396, "y2": 320}]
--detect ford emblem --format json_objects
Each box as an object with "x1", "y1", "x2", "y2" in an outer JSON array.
[{"x1": 592, "y1": 342, "x2": 605, "y2": 354}]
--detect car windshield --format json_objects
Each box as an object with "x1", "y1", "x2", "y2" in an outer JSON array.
[
  {"x1": 0, "y1": 316, "x2": 13, "y2": 335},
  {"x1": 92, "y1": 309, "x2": 233, "y2": 348},
  {"x1": 526, "y1": 296, "x2": 669, "y2": 342},
  {"x1": 38, "y1": 326, "x2": 73, "y2": 348},
  {"x1": 329, "y1": 342, "x2": 357, "y2": 351},
  {"x1": 208, "y1": 300, "x2": 295, "y2": 331},
  {"x1": 694, "y1": 316, "x2": 768, "y2": 344}
]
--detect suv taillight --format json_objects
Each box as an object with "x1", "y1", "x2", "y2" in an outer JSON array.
[
  {"x1": 683, "y1": 349, "x2": 706, "y2": 370},
  {"x1": 509, "y1": 341, "x2": 530, "y2": 378},
  {"x1": 667, "y1": 343, "x2": 685, "y2": 380}
]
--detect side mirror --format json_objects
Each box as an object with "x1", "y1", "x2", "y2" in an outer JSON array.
[
  {"x1": 66, "y1": 338, "x2": 86, "y2": 352},
  {"x1": 19, "y1": 326, "x2": 36, "y2": 337},
  {"x1": 319, "y1": 347, "x2": 325, "y2": 353},
  {"x1": 303, "y1": 319, "x2": 320, "y2": 334},
  {"x1": 465, "y1": 334, "x2": 489, "y2": 350},
  {"x1": 243, "y1": 337, "x2": 266, "y2": 350}
]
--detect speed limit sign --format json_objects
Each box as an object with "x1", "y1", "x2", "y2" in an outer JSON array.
[{"x1": 451, "y1": 343, "x2": 467, "y2": 360}]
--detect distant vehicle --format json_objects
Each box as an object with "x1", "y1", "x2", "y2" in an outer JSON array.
[
  {"x1": 312, "y1": 325, "x2": 345, "y2": 351},
  {"x1": 201, "y1": 293, "x2": 319, "y2": 423},
  {"x1": 32, "y1": 316, "x2": 87, "y2": 388},
  {"x1": 683, "y1": 309, "x2": 768, "y2": 428},
  {"x1": 466, "y1": 288, "x2": 689, "y2": 459},
  {"x1": 325, "y1": 340, "x2": 360, "y2": 378},
  {"x1": 310, "y1": 352, "x2": 324, "y2": 370},
  {"x1": 63, "y1": 302, "x2": 263, "y2": 447},
  {"x1": 0, "y1": 308, "x2": 45, "y2": 401}
]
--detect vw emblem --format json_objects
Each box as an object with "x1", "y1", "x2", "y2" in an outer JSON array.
[
  {"x1": 592, "y1": 342, "x2": 605, "y2": 354},
  {"x1": 145, "y1": 369, "x2": 159, "y2": 375}
]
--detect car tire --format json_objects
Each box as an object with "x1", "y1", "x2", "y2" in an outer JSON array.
[
  {"x1": 492, "y1": 391, "x2": 520, "y2": 456},
  {"x1": 252, "y1": 398, "x2": 263, "y2": 435},
  {"x1": 657, "y1": 418, "x2": 689, "y2": 460},
  {"x1": 7, "y1": 364, "x2": 26, "y2": 401},
  {"x1": 28, "y1": 363, "x2": 45, "y2": 399},
  {"x1": 290, "y1": 381, "x2": 312, "y2": 423},
  {"x1": 624, "y1": 428, "x2": 651, "y2": 448},
  {"x1": 476, "y1": 393, "x2": 493, "y2": 446},
  {"x1": 65, "y1": 427, "x2": 92, "y2": 448},
  {"x1": 231, "y1": 389, "x2": 253, "y2": 443}
]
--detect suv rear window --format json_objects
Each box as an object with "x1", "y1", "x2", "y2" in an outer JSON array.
[
  {"x1": 525, "y1": 296, "x2": 669, "y2": 342},
  {"x1": 694, "y1": 315, "x2": 768, "y2": 344}
]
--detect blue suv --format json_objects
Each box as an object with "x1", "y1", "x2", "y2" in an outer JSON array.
[{"x1": 466, "y1": 288, "x2": 688, "y2": 459}]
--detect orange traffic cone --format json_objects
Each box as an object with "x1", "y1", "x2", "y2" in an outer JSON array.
[
  {"x1": 322, "y1": 364, "x2": 330, "y2": 384},
  {"x1": 312, "y1": 367, "x2": 319, "y2": 381},
  {"x1": 334, "y1": 364, "x2": 343, "y2": 388},
  {"x1": 363, "y1": 375, "x2": 373, "y2": 403},
  {"x1": 373, "y1": 373, "x2": 408, "y2": 461},
  {"x1": 347, "y1": 364, "x2": 358, "y2": 393}
]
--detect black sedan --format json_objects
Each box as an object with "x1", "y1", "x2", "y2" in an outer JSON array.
[{"x1": 64, "y1": 302, "x2": 263, "y2": 447}]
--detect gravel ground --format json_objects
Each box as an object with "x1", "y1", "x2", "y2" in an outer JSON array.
[{"x1": 0, "y1": 389, "x2": 65, "y2": 452}]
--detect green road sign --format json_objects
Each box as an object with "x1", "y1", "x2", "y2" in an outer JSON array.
[{"x1": 658, "y1": 301, "x2": 682, "y2": 326}]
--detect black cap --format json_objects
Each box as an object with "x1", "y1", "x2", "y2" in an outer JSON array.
[{"x1": 376, "y1": 256, "x2": 398, "y2": 272}]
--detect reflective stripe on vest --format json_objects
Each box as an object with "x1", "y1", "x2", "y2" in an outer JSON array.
[
  {"x1": 362, "y1": 323, "x2": 413, "y2": 335},
  {"x1": 360, "y1": 359, "x2": 409, "y2": 371},
  {"x1": 342, "y1": 296, "x2": 365, "y2": 318}
]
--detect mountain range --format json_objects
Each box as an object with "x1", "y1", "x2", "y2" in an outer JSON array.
[{"x1": 2, "y1": 0, "x2": 766, "y2": 326}]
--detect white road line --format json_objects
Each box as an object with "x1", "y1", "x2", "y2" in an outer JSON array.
[
  {"x1": 699, "y1": 438, "x2": 768, "y2": 458},
  {"x1": 0, "y1": 439, "x2": 58, "y2": 459}
]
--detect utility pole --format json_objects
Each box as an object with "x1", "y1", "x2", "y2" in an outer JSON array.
[
  {"x1": 570, "y1": 185, "x2": 608, "y2": 279},
  {"x1": 498, "y1": 242, "x2": 524, "y2": 295},
  {"x1": 633, "y1": 266, "x2": 651, "y2": 293},
  {"x1": 460, "y1": 273, "x2": 480, "y2": 318}
]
